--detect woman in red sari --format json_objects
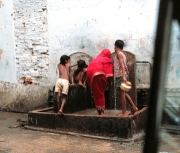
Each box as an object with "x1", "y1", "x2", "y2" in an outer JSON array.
[{"x1": 86, "y1": 49, "x2": 113, "y2": 115}]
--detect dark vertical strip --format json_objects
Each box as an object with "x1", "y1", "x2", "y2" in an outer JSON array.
[{"x1": 143, "y1": 0, "x2": 174, "y2": 153}]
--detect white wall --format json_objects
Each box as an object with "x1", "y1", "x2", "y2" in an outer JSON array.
[
  {"x1": 165, "y1": 20, "x2": 180, "y2": 88},
  {"x1": 1, "y1": 0, "x2": 180, "y2": 89},
  {"x1": 0, "y1": 0, "x2": 16, "y2": 83},
  {"x1": 47, "y1": 0, "x2": 159, "y2": 85}
]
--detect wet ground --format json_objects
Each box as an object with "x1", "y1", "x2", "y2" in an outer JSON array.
[
  {"x1": 46, "y1": 108, "x2": 133, "y2": 115},
  {"x1": 73, "y1": 109, "x2": 132, "y2": 115},
  {"x1": 0, "y1": 111, "x2": 180, "y2": 153}
]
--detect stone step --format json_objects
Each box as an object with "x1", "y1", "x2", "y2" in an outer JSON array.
[{"x1": 28, "y1": 107, "x2": 147, "y2": 139}]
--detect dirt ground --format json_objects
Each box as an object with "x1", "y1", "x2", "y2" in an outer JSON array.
[{"x1": 0, "y1": 111, "x2": 180, "y2": 153}]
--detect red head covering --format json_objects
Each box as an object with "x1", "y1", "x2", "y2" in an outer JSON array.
[{"x1": 86, "y1": 49, "x2": 113, "y2": 88}]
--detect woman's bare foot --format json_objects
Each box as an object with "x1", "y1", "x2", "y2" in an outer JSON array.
[
  {"x1": 58, "y1": 110, "x2": 64, "y2": 115},
  {"x1": 116, "y1": 112, "x2": 128, "y2": 117}
]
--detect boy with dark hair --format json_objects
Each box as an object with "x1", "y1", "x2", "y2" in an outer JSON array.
[
  {"x1": 72, "y1": 60, "x2": 88, "y2": 88},
  {"x1": 55, "y1": 55, "x2": 71, "y2": 115},
  {"x1": 114, "y1": 40, "x2": 138, "y2": 116}
]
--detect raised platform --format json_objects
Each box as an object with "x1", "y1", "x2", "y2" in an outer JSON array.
[{"x1": 28, "y1": 107, "x2": 147, "y2": 140}]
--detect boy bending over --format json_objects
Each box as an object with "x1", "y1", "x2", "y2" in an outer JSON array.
[{"x1": 72, "y1": 60, "x2": 88, "y2": 88}]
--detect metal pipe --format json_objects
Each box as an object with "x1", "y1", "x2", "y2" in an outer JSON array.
[{"x1": 136, "y1": 61, "x2": 152, "y2": 71}]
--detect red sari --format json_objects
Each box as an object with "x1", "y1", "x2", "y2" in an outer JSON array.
[{"x1": 86, "y1": 49, "x2": 113, "y2": 109}]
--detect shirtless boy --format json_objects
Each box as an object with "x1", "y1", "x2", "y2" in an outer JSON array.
[
  {"x1": 114, "y1": 40, "x2": 138, "y2": 116},
  {"x1": 72, "y1": 60, "x2": 88, "y2": 88},
  {"x1": 55, "y1": 55, "x2": 71, "y2": 115}
]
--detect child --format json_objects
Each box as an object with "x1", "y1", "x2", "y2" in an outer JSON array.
[
  {"x1": 114, "y1": 40, "x2": 138, "y2": 116},
  {"x1": 55, "y1": 55, "x2": 71, "y2": 115},
  {"x1": 72, "y1": 60, "x2": 88, "y2": 88}
]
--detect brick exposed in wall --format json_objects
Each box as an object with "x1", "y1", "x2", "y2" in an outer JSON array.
[{"x1": 13, "y1": 0, "x2": 49, "y2": 86}]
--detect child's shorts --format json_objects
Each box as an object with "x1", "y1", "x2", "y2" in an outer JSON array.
[
  {"x1": 115, "y1": 74, "x2": 129, "y2": 88},
  {"x1": 54, "y1": 78, "x2": 69, "y2": 95}
]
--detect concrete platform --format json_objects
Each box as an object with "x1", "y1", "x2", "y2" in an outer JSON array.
[{"x1": 28, "y1": 107, "x2": 147, "y2": 140}]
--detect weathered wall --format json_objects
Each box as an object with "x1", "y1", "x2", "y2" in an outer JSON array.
[
  {"x1": 165, "y1": 21, "x2": 180, "y2": 88},
  {"x1": 0, "y1": 0, "x2": 179, "y2": 88},
  {"x1": 0, "y1": 81, "x2": 49, "y2": 112},
  {"x1": 0, "y1": 0, "x2": 180, "y2": 113},
  {"x1": 0, "y1": 0, "x2": 16, "y2": 83},
  {"x1": 13, "y1": 0, "x2": 49, "y2": 86},
  {"x1": 47, "y1": 0, "x2": 159, "y2": 85},
  {"x1": 1, "y1": 0, "x2": 157, "y2": 87}
]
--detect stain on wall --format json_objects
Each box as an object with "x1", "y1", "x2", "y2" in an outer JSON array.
[
  {"x1": 0, "y1": 0, "x2": 4, "y2": 8},
  {"x1": 0, "y1": 0, "x2": 180, "y2": 89},
  {"x1": 0, "y1": 81, "x2": 49, "y2": 112},
  {"x1": 0, "y1": 0, "x2": 17, "y2": 83},
  {"x1": 175, "y1": 68, "x2": 180, "y2": 79},
  {"x1": 48, "y1": 0, "x2": 159, "y2": 85},
  {"x1": 0, "y1": 49, "x2": 3, "y2": 60},
  {"x1": 164, "y1": 21, "x2": 180, "y2": 88}
]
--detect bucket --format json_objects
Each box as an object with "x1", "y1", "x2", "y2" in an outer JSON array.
[{"x1": 120, "y1": 81, "x2": 132, "y2": 92}]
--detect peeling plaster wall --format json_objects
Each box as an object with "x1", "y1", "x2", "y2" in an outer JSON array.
[
  {"x1": 0, "y1": 0, "x2": 180, "y2": 113},
  {"x1": 0, "y1": 0, "x2": 16, "y2": 83},
  {"x1": 47, "y1": 0, "x2": 159, "y2": 85},
  {"x1": 165, "y1": 21, "x2": 180, "y2": 88},
  {"x1": 0, "y1": 81, "x2": 49, "y2": 112},
  {"x1": 13, "y1": 0, "x2": 49, "y2": 86},
  {"x1": 0, "y1": 0, "x2": 179, "y2": 89}
]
